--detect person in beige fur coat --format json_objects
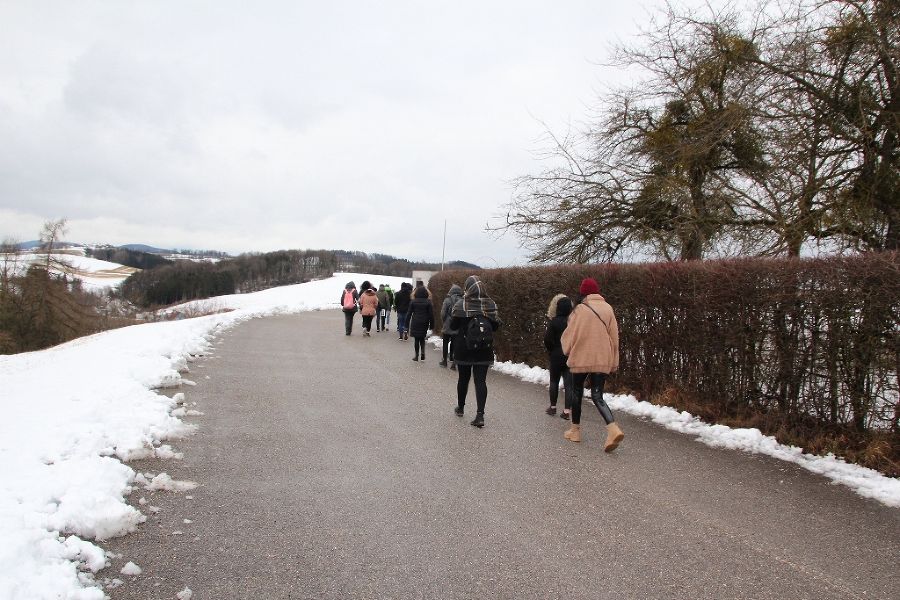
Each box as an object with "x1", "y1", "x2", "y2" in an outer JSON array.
[{"x1": 560, "y1": 277, "x2": 624, "y2": 452}]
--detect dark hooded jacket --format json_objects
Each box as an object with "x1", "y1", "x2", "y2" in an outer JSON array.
[
  {"x1": 405, "y1": 286, "x2": 434, "y2": 337},
  {"x1": 441, "y1": 284, "x2": 464, "y2": 334},
  {"x1": 339, "y1": 282, "x2": 359, "y2": 313},
  {"x1": 450, "y1": 276, "x2": 501, "y2": 365},
  {"x1": 544, "y1": 295, "x2": 573, "y2": 370},
  {"x1": 394, "y1": 282, "x2": 413, "y2": 313}
]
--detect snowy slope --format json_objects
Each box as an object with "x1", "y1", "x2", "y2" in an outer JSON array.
[
  {"x1": 0, "y1": 273, "x2": 410, "y2": 600},
  {"x1": 1, "y1": 251, "x2": 138, "y2": 291}
]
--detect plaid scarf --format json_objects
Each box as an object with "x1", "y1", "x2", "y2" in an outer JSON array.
[{"x1": 451, "y1": 275, "x2": 499, "y2": 319}]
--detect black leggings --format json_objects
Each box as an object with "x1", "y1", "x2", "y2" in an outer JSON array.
[
  {"x1": 457, "y1": 364, "x2": 489, "y2": 413},
  {"x1": 414, "y1": 336, "x2": 426, "y2": 356},
  {"x1": 549, "y1": 362, "x2": 572, "y2": 410},
  {"x1": 442, "y1": 334, "x2": 454, "y2": 361},
  {"x1": 570, "y1": 373, "x2": 614, "y2": 425},
  {"x1": 361, "y1": 315, "x2": 374, "y2": 332}
]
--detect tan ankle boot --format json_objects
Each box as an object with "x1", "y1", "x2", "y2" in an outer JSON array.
[
  {"x1": 564, "y1": 424, "x2": 582, "y2": 443},
  {"x1": 605, "y1": 422, "x2": 624, "y2": 452}
]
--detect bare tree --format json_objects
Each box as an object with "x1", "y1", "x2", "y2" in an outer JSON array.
[{"x1": 497, "y1": 0, "x2": 898, "y2": 262}]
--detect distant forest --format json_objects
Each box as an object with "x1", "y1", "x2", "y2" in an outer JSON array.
[{"x1": 116, "y1": 248, "x2": 480, "y2": 308}]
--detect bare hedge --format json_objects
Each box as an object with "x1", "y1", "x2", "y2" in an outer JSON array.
[{"x1": 429, "y1": 253, "x2": 899, "y2": 475}]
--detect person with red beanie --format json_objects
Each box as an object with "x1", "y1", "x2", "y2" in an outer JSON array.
[{"x1": 560, "y1": 277, "x2": 624, "y2": 452}]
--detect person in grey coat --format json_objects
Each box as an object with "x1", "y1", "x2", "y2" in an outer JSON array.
[{"x1": 439, "y1": 284, "x2": 463, "y2": 369}]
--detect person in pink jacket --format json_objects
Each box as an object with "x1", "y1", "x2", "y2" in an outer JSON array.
[
  {"x1": 358, "y1": 281, "x2": 380, "y2": 337},
  {"x1": 560, "y1": 277, "x2": 624, "y2": 452}
]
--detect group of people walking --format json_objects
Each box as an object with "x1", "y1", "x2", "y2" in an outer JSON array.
[{"x1": 339, "y1": 275, "x2": 624, "y2": 451}]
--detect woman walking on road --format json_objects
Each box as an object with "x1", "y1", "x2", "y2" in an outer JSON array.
[
  {"x1": 406, "y1": 286, "x2": 435, "y2": 361},
  {"x1": 376, "y1": 284, "x2": 390, "y2": 332},
  {"x1": 450, "y1": 275, "x2": 500, "y2": 428},
  {"x1": 339, "y1": 281, "x2": 359, "y2": 336},
  {"x1": 561, "y1": 278, "x2": 624, "y2": 452},
  {"x1": 383, "y1": 284, "x2": 394, "y2": 328},
  {"x1": 439, "y1": 284, "x2": 464, "y2": 369},
  {"x1": 544, "y1": 294, "x2": 574, "y2": 419},
  {"x1": 394, "y1": 282, "x2": 413, "y2": 340},
  {"x1": 358, "y1": 281, "x2": 379, "y2": 337}
]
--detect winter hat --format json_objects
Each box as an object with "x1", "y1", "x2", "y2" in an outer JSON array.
[
  {"x1": 547, "y1": 294, "x2": 573, "y2": 318},
  {"x1": 579, "y1": 278, "x2": 600, "y2": 296}
]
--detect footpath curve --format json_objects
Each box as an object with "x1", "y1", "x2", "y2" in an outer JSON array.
[{"x1": 107, "y1": 310, "x2": 899, "y2": 600}]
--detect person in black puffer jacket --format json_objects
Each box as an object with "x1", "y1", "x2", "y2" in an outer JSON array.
[
  {"x1": 450, "y1": 275, "x2": 500, "y2": 428},
  {"x1": 406, "y1": 286, "x2": 434, "y2": 361},
  {"x1": 543, "y1": 294, "x2": 574, "y2": 419},
  {"x1": 394, "y1": 282, "x2": 413, "y2": 340}
]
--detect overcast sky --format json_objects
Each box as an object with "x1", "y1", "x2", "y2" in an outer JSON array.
[{"x1": 1, "y1": 1, "x2": 678, "y2": 266}]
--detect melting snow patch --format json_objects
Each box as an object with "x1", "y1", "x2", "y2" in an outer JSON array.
[
  {"x1": 120, "y1": 561, "x2": 142, "y2": 576},
  {"x1": 177, "y1": 587, "x2": 193, "y2": 600},
  {"x1": 145, "y1": 473, "x2": 198, "y2": 492}
]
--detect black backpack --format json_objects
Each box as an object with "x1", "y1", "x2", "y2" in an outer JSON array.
[{"x1": 465, "y1": 314, "x2": 494, "y2": 351}]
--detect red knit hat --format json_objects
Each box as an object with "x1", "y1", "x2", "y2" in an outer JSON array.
[{"x1": 579, "y1": 278, "x2": 600, "y2": 296}]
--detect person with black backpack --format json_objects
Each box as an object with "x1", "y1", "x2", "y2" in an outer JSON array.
[{"x1": 450, "y1": 275, "x2": 500, "y2": 428}]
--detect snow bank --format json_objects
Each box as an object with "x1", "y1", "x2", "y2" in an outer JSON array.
[
  {"x1": 490, "y1": 359, "x2": 900, "y2": 508},
  {"x1": 0, "y1": 273, "x2": 412, "y2": 599}
]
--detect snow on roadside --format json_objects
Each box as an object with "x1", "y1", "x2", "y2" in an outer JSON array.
[
  {"x1": 488, "y1": 358, "x2": 900, "y2": 508},
  {"x1": 0, "y1": 273, "x2": 411, "y2": 600}
]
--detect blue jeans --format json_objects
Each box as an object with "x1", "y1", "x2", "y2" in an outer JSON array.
[{"x1": 396, "y1": 311, "x2": 407, "y2": 334}]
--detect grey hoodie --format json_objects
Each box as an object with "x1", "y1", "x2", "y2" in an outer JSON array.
[{"x1": 441, "y1": 284, "x2": 464, "y2": 334}]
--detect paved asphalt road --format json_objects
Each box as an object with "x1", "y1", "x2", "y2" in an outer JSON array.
[{"x1": 106, "y1": 310, "x2": 899, "y2": 600}]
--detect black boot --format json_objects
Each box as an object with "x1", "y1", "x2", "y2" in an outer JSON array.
[
  {"x1": 439, "y1": 359, "x2": 448, "y2": 367},
  {"x1": 470, "y1": 413, "x2": 484, "y2": 428},
  {"x1": 412, "y1": 356, "x2": 419, "y2": 362},
  {"x1": 420, "y1": 352, "x2": 425, "y2": 360},
  {"x1": 454, "y1": 405, "x2": 464, "y2": 416}
]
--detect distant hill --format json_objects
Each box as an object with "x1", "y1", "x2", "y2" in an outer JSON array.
[
  {"x1": 16, "y1": 240, "x2": 86, "y2": 251},
  {"x1": 13, "y1": 241, "x2": 481, "y2": 271},
  {"x1": 120, "y1": 243, "x2": 170, "y2": 254},
  {"x1": 445, "y1": 260, "x2": 482, "y2": 270}
]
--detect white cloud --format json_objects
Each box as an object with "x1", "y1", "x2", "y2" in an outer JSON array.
[{"x1": 0, "y1": 0, "x2": 659, "y2": 264}]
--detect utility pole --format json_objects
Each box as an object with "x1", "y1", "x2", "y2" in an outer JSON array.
[{"x1": 441, "y1": 219, "x2": 447, "y2": 271}]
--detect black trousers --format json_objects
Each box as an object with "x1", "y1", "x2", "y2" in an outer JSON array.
[
  {"x1": 361, "y1": 315, "x2": 374, "y2": 332},
  {"x1": 442, "y1": 334, "x2": 454, "y2": 361},
  {"x1": 413, "y1": 336, "x2": 426, "y2": 356},
  {"x1": 457, "y1": 364, "x2": 489, "y2": 414},
  {"x1": 343, "y1": 311, "x2": 355, "y2": 334},
  {"x1": 570, "y1": 372, "x2": 614, "y2": 425},
  {"x1": 549, "y1": 361, "x2": 573, "y2": 410}
]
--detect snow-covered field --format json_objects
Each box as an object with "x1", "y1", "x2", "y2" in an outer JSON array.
[
  {"x1": 2, "y1": 272, "x2": 897, "y2": 599},
  {"x1": 1, "y1": 251, "x2": 138, "y2": 292}
]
